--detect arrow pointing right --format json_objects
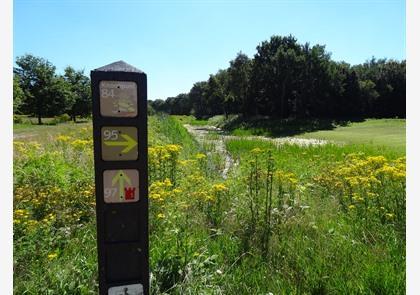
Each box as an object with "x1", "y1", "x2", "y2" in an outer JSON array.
[{"x1": 104, "y1": 133, "x2": 137, "y2": 153}]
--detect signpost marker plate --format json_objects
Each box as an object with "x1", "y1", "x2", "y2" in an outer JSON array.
[
  {"x1": 103, "y1": 169, "x2": 139, "y2": 203},
  {"x1": 108, "y1": 283, "x2": 144, "y2": 295},
  {"x1": 100, "y1": 81, "x2": 138, "y2": 117},
  {"x1": 91, "y1": 61, "x2": 148, "y2": 295},
  {"x1": 101, "y1": 126, "x2": 138, "y2": 161}
]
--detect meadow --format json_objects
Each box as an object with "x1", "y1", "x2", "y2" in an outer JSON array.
[
  {"x1": 13, "y1": 115, "x2": 405, "y2": 294},
  {"x1": 220, "y1": 116, "x2": 400, "y2": 142}
]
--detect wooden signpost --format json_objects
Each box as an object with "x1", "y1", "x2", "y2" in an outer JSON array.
[{"x1": 91, "y1": 61, "x2": 148, "y2": 295}]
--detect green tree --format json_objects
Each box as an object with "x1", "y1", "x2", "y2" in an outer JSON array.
[
  {"x1": 190, "y1": 81, "x2": 208, "y2": 119},
  {"x1": 13, "y1": 75, "x2": 25, "y2": 114},
  {"x1": 63, "y1": 66, "x2": 91, "y2": 122},
  {"x1": 49, "y1": 76, "x2": 74, "y2": 117},
  {"x1": 161, "y1": 35, "x2": 405, "y2": 119},
  {"x1": 227, "y1": 52, "x2": 252, "y2": 115},
  {"x1": 359, "y1": 79, "x2": 380, "y2": 115},
  {"x1": 354, "y1": 58, "x2": 405, "y2": 117},
  {"x1": 14, "y1": 54, "x2": 69, "y2": 124},
  {"x1": 207, "y1": 70, "x2": 228, "y2": 116},
  {"x1": 149, "y1": 99, "x2": 168, "y2": 113},
  {"x1": 250, "y1": 35, "x2": 305, "y2": 117}
]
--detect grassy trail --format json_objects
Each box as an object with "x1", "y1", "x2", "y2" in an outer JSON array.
[{"x1": 183, "y1": 124, "x2": 235, "y2": 179}]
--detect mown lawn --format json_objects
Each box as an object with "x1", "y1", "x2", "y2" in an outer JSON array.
[
  {"x1": 224, "y1": 117, "x2": 405, "y2": 153},
  {"x1": 296, "y1": 119, "x2": 406, "y2": 153}
]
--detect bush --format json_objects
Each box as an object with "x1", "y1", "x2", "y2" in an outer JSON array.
[
  {"x1": 13, "y1": 114, "x2": 23, "y2": 124},
  {"x1": 13, "y1": 114, "x2": 32, "y2": 124},
  {"x1": 53, "y1": 113, "x2": 71, "y2": 123}
]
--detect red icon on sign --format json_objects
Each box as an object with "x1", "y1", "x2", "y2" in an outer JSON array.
[{"x1": 124, "y1": 187, "x2": 136, "y2": 200}]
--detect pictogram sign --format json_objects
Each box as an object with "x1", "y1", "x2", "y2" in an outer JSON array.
[
  {"x1": 100, "y1": 81, "x2": 138, "y2": 117},
  {"x1": 108, "y1": 283, "x2": 144, "y2": 295},
  {"x1": 103, "y1": 170, "x2": 139, "y2": 203}
]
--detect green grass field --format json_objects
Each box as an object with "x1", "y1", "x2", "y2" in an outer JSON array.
[
  {"x1": 225, "y1": 117, "x2": 405, "y2": 153},
  {"x1": 13, "y1": 116, "x2": 406, "y2": 294},
  {"x1": 297, "y1": 119, "x2": 406, "y2": 152},
  {"x1": 14, "y1": 122, "x2": 91, "y2": 140}
]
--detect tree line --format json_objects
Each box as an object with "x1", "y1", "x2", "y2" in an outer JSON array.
[
  {"x1": 150, "y1": 35, "x2": 405, "y2": 119},
  {"x1": 14, "y1": 54, "x2": 91, "y2": 124}
]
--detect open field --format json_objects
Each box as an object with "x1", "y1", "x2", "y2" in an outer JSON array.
[
  {"x1": 14, "y1": 122, "x2": 91, "y2": 141},
  {"x1": 296, "y1": 119, "x2": 406, "y2": 152},
  {"x1": 13, "y1": 115, "x2": 406, "y2": 294},
  {"x1": 223, "y1": 117, "x2": 405, "y2": 153}
]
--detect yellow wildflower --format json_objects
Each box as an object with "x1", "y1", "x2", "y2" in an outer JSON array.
[
  {"x1": 150, "y1": 193, "x2": 161, "y2": 200},
  {"x1": 251, "y1": 148, "x2": 263, "y2": 154},
  {"x1": 385, "y1": 213, "x2": 395, "y2": 220},
  {"x1": 70, "y1": 139, "x2": 91, "y2": 149},
  {"x1": 56, "y1": 135, "x2": 71, "y2": 142},
  {"x1": 28, "y1": 141, "x2": 41, "y2": 150},
  {"x1": 164, "y1": 178, "x2": 173, "y2": 187},
  {"x1": 195, "y1": 153, "x2": 207, "y2": 160},
  {"x1": 366, "y1": 156, "x2": 386, "y2": 166},
  {"x1": 166, "y1": 144, "x2": 182, "y2": 153},
  {"x1": 47, "y1": 253, "x2": 58, "y2": 260},
  {"x1": 206, "y1": 195, "x2": 216, "y2": 202},
  {"x1": 213, "y1": 183, "x2": 228, "y2": 192}
]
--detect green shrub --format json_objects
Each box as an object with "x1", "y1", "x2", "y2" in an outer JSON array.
[{"x1": 53, "y1": 113, "x2": 71, "y2": 124}]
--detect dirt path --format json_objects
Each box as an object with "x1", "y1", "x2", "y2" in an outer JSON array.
[
  {"x1": 184, "y1": 124, "x2": 329, "y2": 179},
  {"x1": 184, "y1": 124, "x2": 235, "y2": 179},
  {"x1": 13, "y1": 133, "x2": 37, "y2": 140}
]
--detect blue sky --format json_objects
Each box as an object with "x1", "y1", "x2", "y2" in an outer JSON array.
[{"x1": 14, "y1": 0, "x2": 406, "y2": 101}]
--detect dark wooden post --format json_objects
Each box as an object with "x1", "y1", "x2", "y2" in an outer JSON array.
[{"x1": 91, "y1": 61, "x2": 148, "y2": 295}]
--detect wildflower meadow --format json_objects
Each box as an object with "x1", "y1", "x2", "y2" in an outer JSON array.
[{"x1": 13, "y1": 115, "x2": 405, "y2": 294}]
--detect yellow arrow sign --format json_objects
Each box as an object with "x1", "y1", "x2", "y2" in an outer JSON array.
[{"x1": 104, "y1": 133, "x2": 137, "y2": 153}]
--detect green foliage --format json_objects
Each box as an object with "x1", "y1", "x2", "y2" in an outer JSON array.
[
  {"x1": 150, "y1": 114, "x2": 199, "y2": 157},
  {"x1": 13, "y1": 75, "x2": 25, "y2": 114},
  {"x1": 14, "y1": 125, "x2": 96, "y2": 294},
  {"x1": 155, "y1": 93, "x2": 192, "y2": 115},
  {"x1": 171, "y1": 115, "x2": 210, "y2": 126},
  {"x1": 155, "y1": 35, "x2": 405, "y2": 120},
  {"x1": 15, "y1": 54, "x2": 57, "y2": 123},
  {"x1": 226, "y1": 52, "x2": 252, "y2": 114},
  {"x1": 54, "y1": 113, "x2": 72, "y2": 123},
  {"x1": 13, "y1": 115, "x2": 22, "y2": 124},
  {"x1": 14, "y1": 116, "x2": 405, "y2": 294},
  {"x1": 63, "y1": 66, "x2": 92, "y2": 121},
  {"x1": 190, "y1": 81, "x2": 209, "y2": 119},
  {"x1": 14, "y1": 54, "x2": 91, "y2": 123}
]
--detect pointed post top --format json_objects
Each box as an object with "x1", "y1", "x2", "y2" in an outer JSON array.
[{"x1": 93, "y1": 60, "x2": 144, "y2": 73}]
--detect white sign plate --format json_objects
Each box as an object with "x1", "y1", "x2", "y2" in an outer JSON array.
[
  {"x1": 103, "y1": 169, "x2": 139, "y2": 203},
  {"x1": 108, "y1": 283, "x2": 144, "y2": 295},
  {"x1": 100, "y1": 81, "x2": 138, "y2": 117}
]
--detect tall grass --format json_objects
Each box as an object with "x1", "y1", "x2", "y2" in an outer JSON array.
[{"x1": 13, "y1": 117, "x2": 406, "y2": 294}]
